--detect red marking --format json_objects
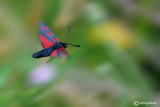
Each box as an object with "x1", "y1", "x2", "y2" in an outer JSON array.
[
  {"x1": 59, "y1": 47, "x2": 69, "y2": 57},
  {"x1": 51, "y1": 49, "x2": 58, "y2": 58},
  {"x1": 46, "y1": 33, "x2": 50, "y2": 36},
  {"x1": 60, "y1": 50, "x2": 63, "y2": 54},
  {"x1": 39, "y1": 34, "x2": 54, "y2": 48},
  {"x1": 65, "y1": 52, "x2": 69, "y2": 56},
  {"x1": 63, "y1": 49, "x2": 69, "y2": 56},
  {"x1": 40, "y1": 26, "x2": 45, "y2": 30},
  {"x1": 53, "y1": 38, "x2": 59, "y2": 42},
  {"x1": 45, "y1": 27, "x2": 49, "y2": 31},
  {"x1": 40, "y1": 26, "x2": 50, "y2": 31},
  {"x1": 46, "y1": 32, "x2": 53, "y2": 36},
  {"x1": 55, "y1": 38, "x2": 59, "y2": 42},
  {"x1": 53, "y1": 38, "x2": 57, "y2": 42}
]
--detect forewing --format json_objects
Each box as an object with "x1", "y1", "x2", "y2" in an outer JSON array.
[
  {"x1": 39, "y1": 34, "x2": 54, "y2": 48},
  {"x1": 39, "y1": 21, "x2": 59, "y2": 48}
]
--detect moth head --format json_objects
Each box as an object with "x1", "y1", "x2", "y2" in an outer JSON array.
[{"x1": 60, "y1": 42, "x2": 67, "y2": 48}]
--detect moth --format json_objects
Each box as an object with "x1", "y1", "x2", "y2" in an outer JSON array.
[{"x1": 32, "y1": 21, "x2": 80, "y2": 62}]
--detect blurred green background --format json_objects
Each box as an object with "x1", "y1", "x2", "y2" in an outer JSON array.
[{"x1": 0, "y1": 0, "x2": 160, "y2": 107}]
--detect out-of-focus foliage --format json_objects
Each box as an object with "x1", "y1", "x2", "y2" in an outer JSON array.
[{"x1": 0, "y1": 0, "x2": 160, "y2": 107}]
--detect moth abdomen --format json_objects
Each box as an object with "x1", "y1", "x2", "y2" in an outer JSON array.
[{"x1": 32, "y1": 47, "x2": 53, "y2": 58}]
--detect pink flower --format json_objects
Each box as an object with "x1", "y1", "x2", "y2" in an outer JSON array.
[{"x1": 28, "y1": 64, "x2": 56, "y2": 86}]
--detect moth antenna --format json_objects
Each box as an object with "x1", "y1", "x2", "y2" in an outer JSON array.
[
  {"x1": 67, "y1": 44, "x2": 80, "y2": 47},
  {"x1": 66, "y1": 26, "x2": 70, "y2": 43}
]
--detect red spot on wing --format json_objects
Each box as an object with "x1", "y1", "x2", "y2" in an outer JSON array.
[
  {"x1": 40, "y1": 26, "x2": 50, "y2": 31},
  {"x1": 50, "y1": 49, "x2": 58, "y2": 58},
  {"x1": 40, "y1": 26, "x2": 44, "y2": 29},
  {"x1": 39, "y1": 34, "x2": 54, "y2": 48},
  {"x1": 46, "y1": 32, "x2": 50, "y2": 36},
  {"x1": 55, "y1": 38, "x2": 59, "y2": 42},
  {"x1": 45, "y1": 27, "x2": 50, "y2": 31},
  {"x1": 53, "y1": 38, "x2": 56, "y2": 42},
  {"x1": 46, "y1": 32, "x2": 54, "y2": 36},
  {"x1": 53, "y1": 38, "x2": 59, "y2": 42}
]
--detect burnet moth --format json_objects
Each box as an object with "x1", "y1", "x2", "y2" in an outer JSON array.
[{"x1": 32, "y1": 21, "x2": 80, "y2": 63}]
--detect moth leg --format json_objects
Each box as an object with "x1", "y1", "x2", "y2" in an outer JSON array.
[{"x1": 46, "y1": 57, "x2": 54, "y2": 63}]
